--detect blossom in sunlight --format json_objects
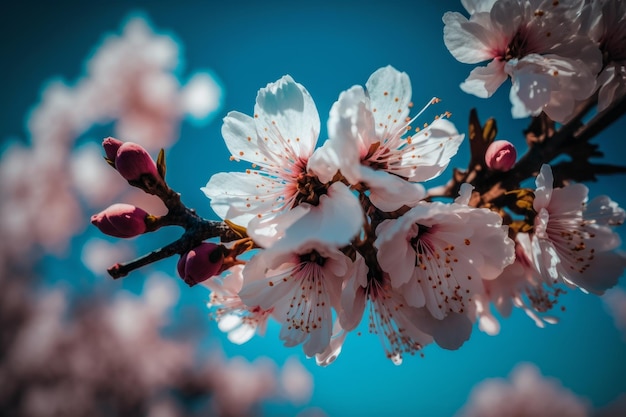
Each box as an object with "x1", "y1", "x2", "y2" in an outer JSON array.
[
  {"x1": 338, "y1": 255, "x2": 434, "y2": 364},
  {"x1": 238, "y1": 241, "x2": 352, "y2": 357},
  {"x1": 475, "y1": 233, "x2": 561, "y2": 335},
  {"x1": 455, "y1": 363, "x2": 589, "y2": 417},
  {"x1": 313, "y1": 65, "x2": 464, "y2": 211},
  {"x1": 530, "y1": 164, "x2": 626, "y2": 294},
  {"x1": 583, "y1": 0, "x2": 626, "y2": 111},
  {"x1": 375, "y1": 184, "x2": 515, "y2": 321},
  {"x1": 202, "y1": 75, "x2": 361, "y2": 249},
  {"x1": 203, "y1": 265, "x2": 274, "y2": 345},
  {"x1": 443, "y1": 0, "x2": 601, "y2": 122}
]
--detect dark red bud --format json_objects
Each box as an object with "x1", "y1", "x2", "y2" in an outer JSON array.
[
  {"x1": 91, "y1": 203, "x2": 148, "y2": 238},
  {"x1": 115, "y1": 142, "x2": 159, "y2": 182},
  {"x1": 102, "y1": 137, "x2": 124, "y2": 163},
  {"x1": 177, "y1": 243, "x2": 224, "y2": 286}
]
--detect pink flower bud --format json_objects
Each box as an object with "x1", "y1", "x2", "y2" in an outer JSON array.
[
  {"x1": 102, "y1": 137, "x2": 124, "y2": 163},
  {"x1": 91, "y1": 203, "x2": 148, "y2": 238},
  {"x1": 177, "y1": 243, "x2": 224, "y2": 286},
  {"x1": 485, "y1": 140, "x2": 517, "y2": 172},
  {"x1": 115, "y1": 142, "x2": 159, "y2": 182}
]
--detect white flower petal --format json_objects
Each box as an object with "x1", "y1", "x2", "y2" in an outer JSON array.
[
  {"x1": 376, "y1": 219, "x2": 419, "y2": 287},
  {"x1": 217, "y1": 314, "x2": 242, "y2": 333},
  {"x1": 254, "y1": 75, "x2": 320, "y2": 158},
  {"x1": 267, "y1": 182, "x2": 362, "y2": 252},
  {"x1": 443, "y1": 12, "x2": 499, "y2": 64},
  {"x1": 461, "y1": 0, "x2": 497, "y2": 14},
  {"x1": 227, "y1": 322, "x2": 257, "y2": 345},
  {"x1": 361, "y1": 166, "x2": 426, "y2": 212},
  {"x1": 365, "y1": 66, "x2": 412, "y2": 139},
  {"x1": 202, "y1": 171, "x2": 283, "y2": 226},
  {"x1": 221, "y1": 111, "x2": 269, "y2": 165},
  {"x1": 533, "y1": 164, "x2": 553, "y2": 211},
  {"x1": 460, "y1": 59, "x2": 508, "y2": 98},
  {"x1": 402, "y1": 118, "x2": 465, "y2": 182}
]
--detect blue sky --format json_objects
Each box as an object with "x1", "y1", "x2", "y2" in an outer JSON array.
[{"x1": 2, "y1": 1, "x2": 626, "y2": 416}]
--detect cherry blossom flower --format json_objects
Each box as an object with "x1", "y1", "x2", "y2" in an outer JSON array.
[
  {"x1": 203, "y1": 75, "x2": 361, "y2": 248},
  {"x1": 375, "y1": 184, "x2": 515, "y2": 321},
  {"x1": 238, "y1": 241, "x2": 352, "y2": 357},
  {"x1": 455, "y1": 363, "x2": 589, "y2": 417},
  {"x1": 443, "y1": 0, "x2": 602, "y2": 122},
  {"x1": 312, "y1": 65, "x2": 464, "y2": 211},
  {"x1": 203, "y1": 265, "x2": 274, "y2": 345},
  {"x1": 583, "y1": 0, "x2": 626, "y2": 111},
  {"x1": 475, "y1": 233, "x2": 561, "y2": 335},
  {"x1": 338, "y1": 255, "x2": 434, "y2": 364},
  {"x1": 530, "y1": 164, "x2": 626, "y2": 294}
]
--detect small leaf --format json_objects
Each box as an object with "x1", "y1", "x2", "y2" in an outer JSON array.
[
  {"x1": 104, "y1": 156, "x2": 116, "y2": 168},
  {"x1": 482, "y1": 118, "x2": 497, "y2": 143},
  {"x1": 157, "y1": 148, "x2": 166, "y2": 180}
]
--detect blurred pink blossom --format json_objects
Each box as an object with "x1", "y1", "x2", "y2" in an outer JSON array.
[
  {"x1": 603, "y1": 287, "x2": 626, "y2": 341},
  {"x1": 0, "y1": 15, "x2": 223, "y2": 257},
  {"x1": 455, "y1": 363, "x2": 589, "y2": 417}
]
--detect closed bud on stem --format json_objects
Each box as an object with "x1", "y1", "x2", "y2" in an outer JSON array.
[
  {"x1": 115, "y1": 142, "x2": 160, "y2": 183},
  {"x1": 177, "y1": 242, "x2": 224, "y2": 287},
  {"x1": 102, "y1": 137, "x2": 124, "y2": 166},
  {"x1": 91, "y1": 203, "x2": 149, "y2": 238},
  {"x1": 485, "y1": 140, "x2": 517, "y2": 172}
]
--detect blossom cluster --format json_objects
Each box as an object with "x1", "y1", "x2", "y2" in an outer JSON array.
[
  {"x1": 195, "y1": 61, "x2": 625, "y2": 365},
  {"x1": 90, "y1": 0, "x2": 626, "y2": 367},
  {"x1": 443, "y1": 0, "x2": 626, "y2": 120}
]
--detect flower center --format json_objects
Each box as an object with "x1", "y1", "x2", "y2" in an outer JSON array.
[
  {"x1": 409, "y1": 224, "x2": 431, "y2": 252},
  {"x1": 362, "y1": 141, "x2": 390, "y2": 170},
  {"x1": 299, "y1": 249, "x2": 326, "y2": 266},
  {"x1": 503, "y1": 31, "x2": 530, "y2": 61},
  {"x1": 293, "y1": 172, "x2": 329, "y2": 207}
]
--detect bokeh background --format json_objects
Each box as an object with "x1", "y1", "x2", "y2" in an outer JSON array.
[{"x1": 2, "y1": 0, "x2": 626, "y2": 416}]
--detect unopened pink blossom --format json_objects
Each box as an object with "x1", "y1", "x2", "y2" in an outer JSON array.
[
  {"x1": 102, "y1": 136, "x2": 124, "y2": 163},
  {"x1": 485, "y1": 140, "x2": 516, "y2": 171},
  {"x1": 177, "y1": 242, "x2": 224, "y2": 286},
  {"x1": 91, "y1": 203, "x2": 148, "y2": 238},
  {"x1": 114, "y1": 141, "x2": 160, "y2": 182}
]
